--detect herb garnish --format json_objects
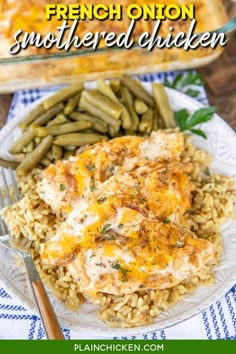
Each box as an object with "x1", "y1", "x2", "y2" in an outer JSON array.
[
  {"x1": 164, "y1": 72, "x2": 204, "y2": 98},
  {"x1": 138, "y1": 195, "x2": 146, "y2": 204},
  {"x1": 174, "y1": 106, "x2": 216, "y2": 139},
  {"x1": 86, "y1": 164, "x2": 95, "y2": 171},
  {"x1": 111, "y1": 261, "x2": 121, "y2": 270},
  {"x1": 111, "y1": 261, "x2": 130, "y2": 282},
  {"x1": 95, "y1": 262, "x2": 106, "y2": 268},
  {"x1": 104, "y1": 235, "x2": 116, "y2": 241},
  {"x1": 101, "y1": 223, "x2": 112, "y2": 234},
  {"x1": 97, "y1": 196, "x2": 107, "y2": 203},
  {"x1": 59, "y1": 184, "x2": 65, "y2": 192},
  {"x1": 109, "y1": 166, "x2": 115, "y2": 173},
  {"x1": 90, "y1": 252, "x2": 95, "y2": 259},
  {"x1": 90, "y1": 177, "x2": 96, "y2": 192},
  {"x1": 118, "y1": 224, "x2": 124, "y2": 228},
  {"x1": 162, "y1": 217, "x2": 171, "y2": 224},
  {"x1": 204, "y1": 167, "x2": 210, "y2": 176}
]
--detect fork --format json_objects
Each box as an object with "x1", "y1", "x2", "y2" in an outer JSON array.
[{"x1": 0, "y1": 167, "x2": 64, "y2": 340}]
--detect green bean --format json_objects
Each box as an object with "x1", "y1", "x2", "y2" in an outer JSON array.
[
  {"x1": 0, "y1": 158, "x2": 20, "y2": 169},
  {"x1": 121, "y1": 76, "x2": 154, "y2": 108},
  {"x1": 97, "y1": 79, "x2": 132, "y2": 130},
  {"x1": 109, "y1": 79, "x2": 120, "y2": 93},
  {"x1": 42, "y1": 82, "x2": 84, "y2": 110},
  {"x1": 9, "y1": 128, "x2": 35, "y2": 154},
  {"x1": 152, "y1": 108, "x2": 159, "y2": 131},
  {"x1": 64, "y1": 93, "x2": 81, "y2": 116},
  {"x1": 125, "y1": 130, "x2": 136, "y2": 136},
  {"x1": 33, "y1": 103, "x2": 64, "y2": 127},
  {"x1": 35, "y1": 121, "x2": 92, "y2": 137},
  {"x1": 82, "y1": 129, "x2": 99, "y2": 134},
  {"x1": 41, "y1": 157, "x2": 51, "y2": 167},
  {"x1": 16, "y1": 135, "x2": 53, "y2": 176},
  {"x1": 82, "y1": 90, "x2": 122, "y2": 120},
  {"x1": 53, "y1": 133, "x2": 107, "y2": 147},
  {"x1": 139, "y1": 108, "x2": 153, "y2": 134},
  {"x1": 18, "y1": 104, "x2": 46, "y2": 130},
  {"x1": 134, "y1": 98, "x2": 148, "y2": 115},
  {"x1": 152, "y1": 83, "x2": 176, "y2": 128},
  {"x1": 22, "y1": 141, "x2": 35, "y2": 153},
  {"x1": 97, "y1": 79, "x2": 118, "y2": 102},
  {"x1": 46, "y1": 149, "x2": 53, "y2": 161},
  {"x1": 47, "y1": 113, "x2": 69, "y2": 127},
  {"x1": 121, "y1": 87, "x2": 139, "y2": 131},
  {"x1": 52, "y1": 144, "x2": 63, "y2": 160},
  {"x1": 34, "y1": 137, "x2": 42, "y2": 146},
  {"x1": 64, "y1": 145, "x2": 77, "y2": 151},
  {"x1": 79, "y1": 96, "x2": 120, "y2": 131},
  {"x1": 63, "y1": 150, "x2": 76, "y2": 159},
  {"x1": 69, "y1": 112, "x2": 107, "y2": 134},
  {"x1": 108, "y1": 126, "x2": 121, "y2": 138}
]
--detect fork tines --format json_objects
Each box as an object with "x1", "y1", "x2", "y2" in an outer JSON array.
[{"x1": 0, "y1": 167, "x2": 20, "y2": 235}]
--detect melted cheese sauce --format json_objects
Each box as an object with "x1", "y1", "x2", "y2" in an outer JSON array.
[{"x1": 39, "y1": 132, "x2": 214, "y2": 295}]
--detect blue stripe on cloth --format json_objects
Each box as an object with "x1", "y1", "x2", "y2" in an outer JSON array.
[
  {"x1": 0, "y1": 288, "x2": 11, "y2": 299},
  {"x1": 28, "y1": 316, "x2": 38, "y2": 340},
  {"x1": 225, "y1": 287, "x2": 236, "y2": 335},
  {"x1": 216, "y1": 300, "x2": 230, "y2": 339},
  {"x1": 202, "y1": 310, "x2": 213, "y2": 340},
  {"x1": 37, "y1": 322, "x2": 45, "y2": 340},
  {"x1": 209, "y1": 305, "x2": 222, "y2": 339},
  {"x1": 0, "y1": 304, "x2": 26, "y2": 311}
]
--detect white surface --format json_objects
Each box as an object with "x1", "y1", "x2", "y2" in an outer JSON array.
[{"x1": 0, "y1": 84, "x2": 236, "y2": 338}]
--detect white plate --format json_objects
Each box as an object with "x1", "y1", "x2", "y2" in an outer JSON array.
[{"x1": 0, "y1": 83, "x2": 236, "y2": 338}]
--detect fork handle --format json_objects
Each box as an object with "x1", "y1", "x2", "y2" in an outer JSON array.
[{"x1": 23, "y1": 256, "x2": 64, "y2": 340}]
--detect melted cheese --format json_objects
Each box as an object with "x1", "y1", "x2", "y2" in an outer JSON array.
[{"x1": 39, "y1": 132, "x2": 214, "y2": 295}]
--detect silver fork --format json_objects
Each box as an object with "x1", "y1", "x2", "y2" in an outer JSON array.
[{"x1": 0, "y1": 167, "x2": 64, "y2": 340}]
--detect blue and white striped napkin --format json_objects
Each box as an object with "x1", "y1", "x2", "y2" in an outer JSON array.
[{"x1": 0, "y1": 71, "x2": 235, "y2": 340}]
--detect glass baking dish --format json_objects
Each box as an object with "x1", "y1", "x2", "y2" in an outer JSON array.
[{"x1": 0, "y1": 0, "x2": 235, "y2": 93}]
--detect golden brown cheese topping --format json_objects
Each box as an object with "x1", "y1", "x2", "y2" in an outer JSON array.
[{"x1": 38, "y1": 132, "x2": 214, "y2": 296}]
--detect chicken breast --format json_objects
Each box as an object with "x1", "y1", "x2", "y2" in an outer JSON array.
[
  {"x1": 41, "y1": 161, "x2": 194, "y2": 265},
  {"x1": 39, "y1": 131, "x2": 214, "y2": 296},
  {"x1": 37, "y1": 131, "x2": 184, "y2": 214},
  {"x1": 67, "y1": 222, "x2": 214, "y2": 296}
]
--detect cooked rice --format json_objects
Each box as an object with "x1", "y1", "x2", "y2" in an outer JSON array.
[{"x1": 1, "y1": 136, "x2": 236, "y2": 328}]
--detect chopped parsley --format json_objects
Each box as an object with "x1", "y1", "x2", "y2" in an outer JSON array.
[
  {"x1": 162, "y1": 217, "x2": 171, "y2": 224},
  {"x1": 111, "y1": 261, "x2": 130, "y2": 282},
  {"x1": 90, "y1": 252, "x2": 95, "y2": 259},
  {"x1": 111, "y1": 261, "x2": 121, "y2": 270},
  {"x1": 164, "y1": 166, "x2": 168, "y2": 174},
  {"x1": 118, "y1": 223, "x2": 124, "y2": 229},
  {"x1": 97, "y1": 196, "x2": 107, "y2": 203},
  {"x1": 138, "y1": 195, "x2": 146, "y2": 204},
  {"x1": 204, "y1": 167, "x2": 210, "y2": 176},
  {"x1": 101, "y1": 223, "x2": 112, "y2": 234},
  {"x1": 139, "y1": 284, "x2": 145, "y2": 288},
  {"x1": 86, "y1": 164, "x2": 95, "y2": 171},
  {"x1": 95, "y1": 262, "x2": 106, "y2": 268},
  {"x1": 120, "y1": 268, "x2": 130, "y2": 282},
  {"x1": 104, "y1": 235, "x2": 116, "y2": 241},
  {"x1": 59, "y1": 184, "x2": 65, "y2": 192},
  {"x1": 109, "y1": 166, "x2": 115, "y2": 173},
  {"x1": 176, "y1": 240, "x2": 185, "y2": 248},
  {"x1": 90, "y1": 177, "x2": 96, "y2": 192}
]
